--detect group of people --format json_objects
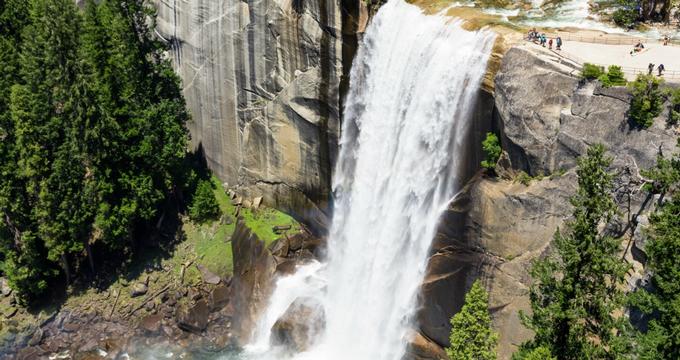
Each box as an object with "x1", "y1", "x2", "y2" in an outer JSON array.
[
  {"x1": 632, "y1": 40, "x2": 645, "y2": 54},
  {"x1": 527, "y1": 29, "x2": 562, "y2": 50},
  {"x1": 648, "y1": 63, "x2": 666, "y2": 76}
]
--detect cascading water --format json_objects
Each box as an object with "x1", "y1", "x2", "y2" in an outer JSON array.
[{"x1": 245, "y1": 1, "x2": 494, "y2": 359}]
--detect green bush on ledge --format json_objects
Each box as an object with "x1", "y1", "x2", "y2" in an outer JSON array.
[
  {"x1": 481, "y1": 132, "x2": 501, "y2": 173},
  {"x1": 628, "y1": 74, "x2": 664, "y2": 129}
]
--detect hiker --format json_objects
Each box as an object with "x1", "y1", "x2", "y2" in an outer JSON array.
[
  {"x1": 556, "y1": 36, "x2": 562, "y2": 50},
  {"x1": 541, "y1": 33, "x2": 547, "y2": 47},
  {"x1": 663, "y1": 35, "x2": 670, "y2": 46},
  {"x1": 649, "y1": 63, "x2": 655, "y2": 75},
  {"x1": 548, "y1": 38, "x2": 553, "y2": 50},
  {"x1": 528, "y1": 28, "x2": 537, "y2": 41},
  {"x1": 658, "y1": 64, "x2": 665, "y2": 76}
]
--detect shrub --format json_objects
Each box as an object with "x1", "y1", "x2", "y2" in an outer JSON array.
[
  {"x1": 512, "y1": 346, "x2": 556, "y2": 360},
  {"x1": 481, "y1": 132, "x2": 501, "y2": 172},
  {"x1": 613, "y1": 7, "x2": 638, "y2": 28},
  {"x1": 629, "y1": 74, "x2": 665, "y2": 128},
  {"x1": 669, "y1": 88, "x2": 680, "y2": 125},
  {"x1": 189, "y1": 180, "x2": 221, "y2": 223},
  {"x1": 581, "y1": 63, "x2": 604, "y2": 80},
  {"x1": 515, "y1": 171, "x2": 533, "y2": 186},
  {"x1": 606, "y1": 65, "x2": 627, "y2": 86},
  {"x1": 599, "y1": 65, "x2": 627, "y2": 88}
]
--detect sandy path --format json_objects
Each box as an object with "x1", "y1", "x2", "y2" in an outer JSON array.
[{"x1": 558, "y1": 40, "x2": 680, "y2": 81}]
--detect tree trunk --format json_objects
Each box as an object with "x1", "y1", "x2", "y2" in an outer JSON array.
[
  {"x1": 85, "y1": 241, "x2": 95, "y2": 274},
  {"x1": 61, "y1": 253, "x2": 71, "y2": 285}
]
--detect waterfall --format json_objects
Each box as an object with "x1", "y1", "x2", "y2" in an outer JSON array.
[{"x1": 245, "y1": 1, "x2": 495, "y2": 359}]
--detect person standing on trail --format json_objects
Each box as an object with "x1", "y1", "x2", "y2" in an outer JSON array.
[
  {"x1": 556, "y1": 36, "x2": 562, "y2": 50},
  {"x1": 548, "y1": 38, "x2": 553, "y2": 50},
  {"x1": 658, "y1": 64, "x2": 665, "y2": 76},
  {"x1": 649, "y1": 63, "x2": 655, "y2": 75}
]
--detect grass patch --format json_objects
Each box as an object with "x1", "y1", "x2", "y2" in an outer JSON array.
[{"x1": 182, "y1": 175, "x2": 300, "y2": 277}]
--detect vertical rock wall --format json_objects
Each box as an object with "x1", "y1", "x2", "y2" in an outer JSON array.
[{"x1": 153, "y1": 0, "x2": 366, "y2": 232}]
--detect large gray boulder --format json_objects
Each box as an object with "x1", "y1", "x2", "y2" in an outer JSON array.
[
  {"x1": 495, "y1": 46, "x2": 678, "y2": 177},
  {"x1": 153, "y1": 0, "x2": 367, "y2": 232}
]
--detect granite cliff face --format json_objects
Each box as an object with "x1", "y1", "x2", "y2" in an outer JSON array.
[
  {"x1": 417, "y1": 45, "x2": 680, "y2": 360},
  {"x1": 151, "y1": 3, "x2": 678, "y2": 356},
  {"x1": 153, "y1": 0, "x2": 367, "y2": 232}
]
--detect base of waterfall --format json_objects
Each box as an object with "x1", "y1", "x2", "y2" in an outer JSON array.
[{"x1": 241, "y1": 1, "x2": 495, "y2": 359}]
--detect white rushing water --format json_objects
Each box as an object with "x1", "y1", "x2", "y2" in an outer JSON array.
[{"x1": 244, "y1": 1, "x2": 494, "y2": 359}]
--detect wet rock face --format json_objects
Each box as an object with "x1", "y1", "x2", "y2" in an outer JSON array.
[
  {"x1": 271, "y1": 297, "x2": 325, "y2": 352},
  {"x1": 152, "y1": 0, "x2": 367, "y2": 232},
  {"x1": 177, "y1": 300, "x2": 210, "y2": 334},
  {"x1": 228, "y1": 220, "x2": 278, "y2": 345}
]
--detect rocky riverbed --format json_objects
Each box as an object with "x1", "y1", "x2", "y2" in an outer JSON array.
[{"x1": 0, "y1": 217, "x2": 323, "y2": 360}]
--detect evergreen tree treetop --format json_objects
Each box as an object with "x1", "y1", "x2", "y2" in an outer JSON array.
[
  {"x1": 518, "y1": 144, "x2": 631, "y2": 360},
  {"x1": 447, "y1": 280, "x2": 498, "y2": 360}
]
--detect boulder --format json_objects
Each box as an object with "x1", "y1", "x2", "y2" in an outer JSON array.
[
  {"x1": 0, "y1": 278, "x2": 12, "y2": 297},
  {"x1": 130, "y1": 283, "x2": 148, "y2": 298},
  {"x1": 3, "y1": 306, "x2": 17, "y2": 319},
  {"x1": 140, "y1": 314, "x2": 163, "y2": 333},
  {"x1": 210, "y1": 284, "x2": 231, "y2": 310},
  {"x1": 253, "y1": 197, "x2": 263, "y2": 210},
  {"x1": 404, "y1": 329, "x2": 448, "y2": 360},
  {"x1": 196, "y1": 264, "x2": 221, "y2": 285},
  {"x1": 496, "y1": 46, "x2": 678, "y2": 178},
  {"x1": 177, "y1": 300, "x2": 210, "y2": 334},
  {"x1": 269, "y1": 238, "x2": 290, "y2": 258},
  {"x1": 271, "y1": 298, "x2": 325, "y2": 352}
]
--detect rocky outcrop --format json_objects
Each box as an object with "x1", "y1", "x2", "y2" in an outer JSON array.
[
  {"x1": 418, "y1": 44, "x2": 680, "y2": 360},
  {"x1": 271, "y1": 297, "x2": 325, "y2": 352},
  {"x1": 228, "y1": 220, "x2": 278, "y2": 345},
  {"x1": 153, "y1": 0, "x2": 368, "y2": 232}
]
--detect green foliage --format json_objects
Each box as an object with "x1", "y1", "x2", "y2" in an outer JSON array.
[
  {"x1": 629, "y1": 74, "x2": 665, "y2": 129},
  {"x1": 512, "y1": 346, "x2": 556, "y2": 360},
  {"x1": 515, "y1": 171, "x2": 533, "y2": 186},
  {"x1": 631, "y1": 144, "x2": 680, "y2": 360},
  {"x1": 183, "y1": 175, "x2": 299, "y2": 276},
  {"x1": 668, "y1": 88, "x2": 680, "y2": 125},
  {"x1": 613, "y1": 8, "x2": 638, "y2": 28},
  {"x1": 189, "y1": 180, "x2": 220, "y2": 223},
  {"x1": 517, "y1": 144, "x2": 632, "y2": 359},
  {"x1": 514, "y1": 171, "x2": 545, "y2": 186},
  {"x1": 446, "y1": 280, "x2": 498, "y2": 360},
  {"x1": 481, "y1": 132, "x2": 501, "y2": 172},
  {"x1": 581, "y1": 63, "x2": 604, "y2": 80},
  {"x1": 640, "y1": 146, "x2": 680, "y2": 194},
  {"x1": 612, "y1": 0, "x2": 639, "y2": 28},
  {"x1": 599, "y1": 65, "x2": 627, "y2": 88},
  {"x1": 0, "y1": 0, "x2": 189, "y2": 302}
]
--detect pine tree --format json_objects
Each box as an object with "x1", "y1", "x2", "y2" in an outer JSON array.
[
  {"x1": 518, "y1": 144, "x2": 631, "y2": 359},
  {"x1": 446, "y1": 280, "x2": 498, "y2": 360},
  {"x1": 3, "y1": 0, "x2": 89, "y2": 299},
  {"x1": 189, "y1": 180, "x2": 220, "y2": 223},
  {"x1": 0, "y1": 0, "x2": 189, "y2": 302},
  {"x1": 632, "y1": 141, "x2": 680, "y2": 359},
  {"x1": 80, "y1": 0, "x2": 188, "y2": 249}
]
